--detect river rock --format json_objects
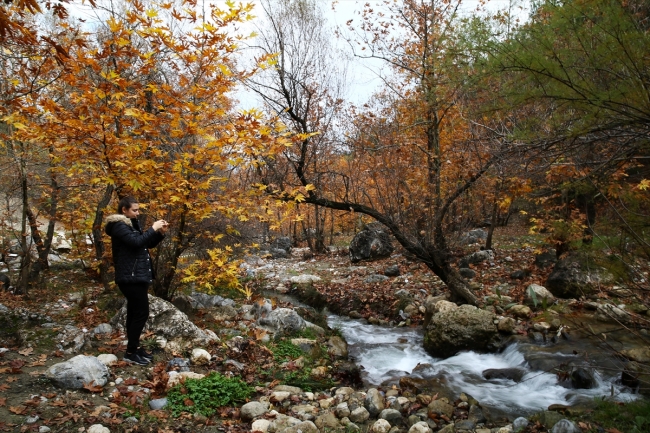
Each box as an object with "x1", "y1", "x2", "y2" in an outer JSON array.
[
  {"x1": 459, "y1": 250, "x2": 493, "y2": 268},
  {"x1": 483, "y1": 368, "x2": 525, "y2": 382},
  {"x1": 365, "y1": 274, "x2": 389, "y2": 284},
  {"x1": 349, "y1": 223, "x2": 394, "y2": 263},
  {"x1": 258, "y1": 308, "x2": 306, "y2": 335},
  {"x1": 190, "y1": 348, "x2": 211, "y2": 365},
  {"x1": 87, "y1": 425, "x2": 110, "y2": 433},
  {"x1": 252, "y1": 419, "x2": 271, "y2": 432},
  {"x1": 408, "y1": 421, "x2": 433, "y2": 433},
  {"x1": 508, "y1": 304, "x2": 531, "y2": 318},
  {"x1": 384, "y1": 265, "x2": 400, "y2": 277},
  {"x1": 92, "y1": 323, "x2": 112, "y2": 335},
  {"x1": 111, "y1": 295, "x2": 219, "y2": 352},
  {"x1": 241, "y1": 401, "x2": 270, "y2": 421},
  {"x1": 350, "y1": 406, "x2": 370, "y2": 423},
  {"x1": 281, "y1": 421, "x2": 318, "y2": 433},
  {"x1": 370, "y1": 419, "x2": 391, "y2": 433},
  {"x1": 460, "y1": 229, "x2": 488, "y2": 245},
  {"x1": 621, "y1": 347, "x2": 650, "y2": 363},
  {"x1": 379, "y1": 408, "x2": 403, "y2": 425},
  {"x1": 55, "y1": 325, "x2": 90, "y2": 354},
  {"x1": 45, "y1": 355, "x2": 110, "y2": 389},
  {"x1": 551, "y1": 419, "x2": 578, "y2": 433},
  {"x1": 525, "y1": 284, "x2": 555, "y2": 307},
  {"x1": 365, "y1": 388, "x2": 385, "y2": 416},
  {"x1": 497, "y1": 317, "x2": 516, "y2": 333},
  {"x1": 290, "y1": 274, "x2": 322, "y2": 285},
  {"x1": 513, "y1": 417, "x2": 529, "y2": 431},
  {"x1": 545, "y1": 252, "x2": 613, "y2": 299},
  {"x1": 167, "y1": 371, "x2": 204, "y2": 388},
  {"x1": 149, "y1": 398, "x2": 168, "y2": 410},
  {"x1": 427, "y1": 399, "x2": 454, "y2": 418},
  {"x1": 96, "y1": 354, "x2": 118, "y2": 366},
  {"x1": 424, "y1": 304, "x2": 500, "y2": 358},
  {"x1": 595, "y1": 303, "x2": 631, "y2": 323},
  {"x1": 570, "y1": 367, "x2": 597, "y2": 389},
  {"x1": 459, "y1": 268, "x2": 476, "y2": 279},
  {"x1": 455, "y1": 420, "x2": 476, "y2": 430}
]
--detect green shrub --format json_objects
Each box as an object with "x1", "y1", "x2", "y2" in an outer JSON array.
[{"x1": 166, "y1": 372, "x2": 252, "y2": 417}]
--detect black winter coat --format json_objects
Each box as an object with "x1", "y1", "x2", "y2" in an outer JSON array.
[{"x1": 104, "y1": 214, "x2": 165, "y2": 285}]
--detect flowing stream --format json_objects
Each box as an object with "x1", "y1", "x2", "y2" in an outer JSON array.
[{"x1": 327, "y1": 314, "x2": 640, "y2": 419}]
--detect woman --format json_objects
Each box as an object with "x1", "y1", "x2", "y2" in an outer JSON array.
[{"x1": 105, "y1": 196, "x2": 168, "y2": 365}]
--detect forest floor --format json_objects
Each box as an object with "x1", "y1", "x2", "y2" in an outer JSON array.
[{"x1": 0, "y1": 222, "x2": 649, "y2": 432}]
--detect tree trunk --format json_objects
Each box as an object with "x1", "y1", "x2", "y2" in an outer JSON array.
[
  {"x1": 93, "y1": 184, "x2": 115, "y2": 291},
  {"x1": 485, "y1": 197, "x2": 499, "y2": 250}
]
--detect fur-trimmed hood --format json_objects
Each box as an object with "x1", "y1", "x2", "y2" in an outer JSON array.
[{"x1": 105, "y1": 214, "x2": 133, "y2": 236}]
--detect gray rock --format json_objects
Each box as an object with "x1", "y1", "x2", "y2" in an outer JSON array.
[
  {"x1": 55, "y1": 325, "x2": 90, "y2": 354},
  {"x1": 241, "y1": 401, "x2": 270, "y2": 421},
  {"x1": 379, "y1": 408, "x2": 403, "y2": 425},
  {"x1": 280, "y1": 421, "x2": 318, "y2": 433},
  {"x1": 525, "y1": 284, "x2": 555, "y2": 307},
  {"x1": 424, "y1": 304, "x2": 500, "y2": 358},
  {"x1": 349, "y1": 223, "x2": 394, "y2": 263},
  {"x1": 384, "y1": 265, "x2": 400, "y2": 277},
  {"x1": 271, "y1": 236, "x2": 292, "y2": 253},
  {"x1": 551, "y1": 419, "x2": 578, "y2": 433},
  {"x1": 327, "y1": 336, "x2": 348, "y2": 358},
  {"x1": 546, "y1": 252, "x2": 613, "y2": 299},
  {"x1": 468, "y1": 404, "x2": 486, "y2": 424},
  {"x1": 460, "y1": 229, "x2": 488, "y2": 245},
  {"x1": 427, "y1": 399, "x2": 454, "y2": 418},
  {"x1": 365, "y1": 388, "x2": 385, "y2": 417},
  {"x1": 595, "y1": 304, "x2": 631, "y2": 323},
  {"x1": 45, "y1": 355, "x2": 110, "y2": 389},
  {"x1": 0, "y1": 273, "x2": 10, "y2": 291},
  {"x1": 149, "y1": 398, "x2": 168, "y2": 410},
  {"x1": 483, "y1": 368, "x2": 526, "y2": 382},
  {"x1": 370, "y1": 419, "x2": 391, "y2": 433},
  {"x1": 92, "y1": 323, "x2": 112, "y2": 335},
  {"x1": 270, "y1": 248, "x2": 288, "y2": 259},
  {"x1": 510, "y1": 270, "x2": 529, "y2": 280},
  {"x1": 408, "y1": 422, "x2": 432, "y2": 433},
  {"x1": 290, "y1": 274, "x2": 322, "y2": 285},
  {"x1": 167, "y1": 357, "x2": 191, "y2": 372},
  {"x1": 365, "y1": 274, "x2": 389, "y2": 284},
  {"x1": 534, "y1": 250, "x2": 557, "y2": 268},
  {"x1": 349, "y1": 406, "x2": 370, "y2": 423},
  {"x1": 455, "y1": 419, "x2": 476, "y2": 430},
  {"x1": 570, "y1": 367, "x2": 597, "y2": 389},
  {"x1": 459, "y1": 268, "x2": 476, "y2": 279},
  {"x1": 335, "y1": 402, "x2": 351, "y2": 418},
  {"x1": 513, "y1": 417, "x2": 529, "y2": 432},
  {"x1": 497, "y1": 317, "x2": 516, "y2": 333},
  {"x1": 459, "y1": 250, "x2": 493, "y2": 268},
  {"x1": 111, "y1": 295, "x2": 219, "y2": 352},
  {"x1": 258, "y1": 308, "x2": 307, "y2": 336}
]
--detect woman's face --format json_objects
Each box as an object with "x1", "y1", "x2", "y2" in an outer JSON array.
[{"x1": 122, "y1": 203, "x2": 140, "y2": 219}]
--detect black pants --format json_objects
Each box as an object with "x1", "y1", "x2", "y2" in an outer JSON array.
[{"x1": 117, "y1": 282, "x2": 150, "y2": 353}]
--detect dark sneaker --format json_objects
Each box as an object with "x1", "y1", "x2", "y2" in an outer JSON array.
[
  {"x1": 136, "y1": 347, "x2": 153, "y2": 361},
  {"x1": 124, "y1": 352, "x2": 150, "y2": 365}
]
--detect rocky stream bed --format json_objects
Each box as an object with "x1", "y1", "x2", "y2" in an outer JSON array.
[{"x1": 0, "y1": 231, "x2": 649, "y2": 433}]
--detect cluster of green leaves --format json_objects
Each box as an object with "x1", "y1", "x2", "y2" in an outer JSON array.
[
  {"x1": 166, "y1": 373, "x2": 252, "y2": 417},
  {"x1": 269, "y1": 339, "x2": 304, "y2": 363}
]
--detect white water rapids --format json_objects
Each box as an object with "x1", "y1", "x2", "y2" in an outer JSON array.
[{"x1": 327, "y1": 314, "x2": 639, "y2": 417}]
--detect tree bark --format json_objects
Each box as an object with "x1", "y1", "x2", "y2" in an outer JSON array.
[{"x1": 93, "y1": 184, "x2": 115, "y2": 291}]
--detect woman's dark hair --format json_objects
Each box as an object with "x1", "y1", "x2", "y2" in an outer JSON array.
[{"x1": 118, "y1": 196, "x2": 138, "y2": 214}]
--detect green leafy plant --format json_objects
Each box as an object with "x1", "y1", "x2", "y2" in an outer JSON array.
[
  {"x1": 270, "y1": 339, "x2": 304, "y2": 363},
  {"x1": 166, "y1": 372, "x2": 252, "y2": 417}
]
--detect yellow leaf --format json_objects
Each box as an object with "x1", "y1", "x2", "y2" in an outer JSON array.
[
  {"x1": 146, "y1": 9, "x2": 158, "y2": 18},
  {"x1": 637, "y1": 179, "x2": 650, "y2": 191},
  {"x1": 304, "y1": 184, "x2": 316, "y2": 192}
]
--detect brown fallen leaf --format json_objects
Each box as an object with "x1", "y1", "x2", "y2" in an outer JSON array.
[
  {"x1": 606, "y1": 429, "x2": 623, "y2": 433},
  {"x1": 0, "y1": 397, "x2": 6, "y2": 407},
  {"x1": 8, "y1": 405, "x2": 27, "y2": 415},
  {"x1": 6, "y1": 376, "x2": 18, "y2": 383},
  {"x1": 83, "y1": 382, "x2": 104, "y2": 393},
  {"x1": 18, "y1": 348, "x2": 33, "y2": 356},
  {"x1": 0, "y1": 383, "x2": 9, "y2": 391}
]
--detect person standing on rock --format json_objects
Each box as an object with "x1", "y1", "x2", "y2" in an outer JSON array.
[{"x1": 105, "y1": 196, "x2": 169, "y2": 365}]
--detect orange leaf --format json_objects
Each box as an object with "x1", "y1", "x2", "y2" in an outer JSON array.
[{"x1": 9, "y1": 405, "x2": 27, "y2": 414}]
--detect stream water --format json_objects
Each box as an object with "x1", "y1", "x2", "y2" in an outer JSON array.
[{"x1": 327, "y1": 314, "x2": 640, "y2": 419}]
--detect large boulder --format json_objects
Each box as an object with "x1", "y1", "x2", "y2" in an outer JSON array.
[
  {"x1": 257, "y1": 308, "x2": 324, "y2": 336},
  {"x1": 423, "y1": 304, "x2": 501, "y2": 358},
  {"x1": 349, "y1": 223, "x2": 394, "y2": 263},
  {"x1": 111, "y1": 295, "x2": 219, "y2": 352},
  {"x1": 45, "y1": 355, "x2": 110, "y2": 389},
  {"x1": 545, "y1": 252, "x2": 614, "y2": 299},
  {"x1": 459, "y1": 229, "x2": 488, "y2": 245}
]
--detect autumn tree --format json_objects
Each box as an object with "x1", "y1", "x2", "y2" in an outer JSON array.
[
  {"x1": 244, "y1": 0, "x2": 349, "y2": 253},
  {"x1": 488, "y1": 0, "x2": 650, "y2": 259},
  {"x1": 2, "y1": 0, "x2": 290, "y2": 298}
]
